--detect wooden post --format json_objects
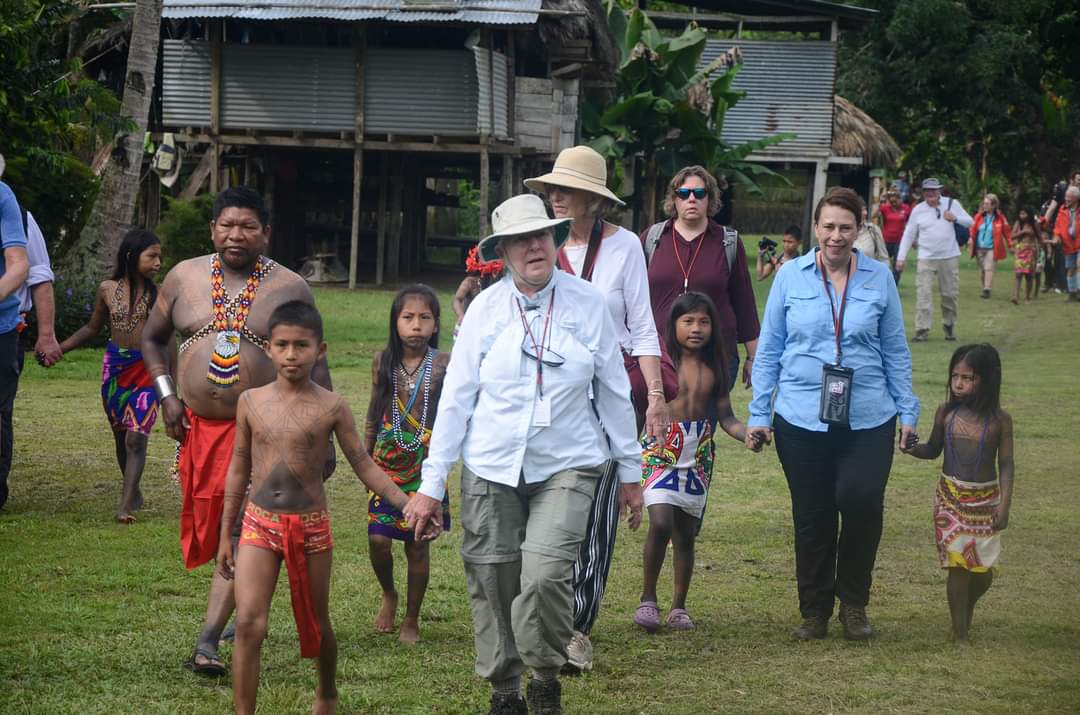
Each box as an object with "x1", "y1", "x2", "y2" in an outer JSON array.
[
  {"x1": 502, "y1": 154, "x2": 513, "y2": 202},
  {"x1": 479, "y1": 144, "x2": 490, "y2": 237},
  {"x1": 507, "y1": 31, "x2": 516, "y2": 138},
  {"x1": 486, "y1": 30, "x2": 497, "y2": 137},
  {"x1": 349, "y1": 30, "x2": 367, "y2": 289},
  {"x1": 387, "y1": 155, "x2": 403, "y2": 283},
  {"x1": 375, "y1": 156, "x2": 388, "y2": 286},
  {"x1": 809, "y1": 159, "x2": 828, "y2": 248},
  {"x1": 209, "y1": 20, "x2": 222, "y2": 193}
]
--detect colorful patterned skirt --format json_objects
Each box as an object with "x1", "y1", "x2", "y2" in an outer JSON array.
[
  {"x1": 641, "y1": 419, "x2": 714, "y2": 519},
  {"x1": 100, "y1": 341, "x2": 158, "y2": 435},
  {"x1": 934, "y1": 473, "x2": 1001, "y2": 573},
  {"x1": 1014, "y1": 245, "x2": 1036, "y2": 275},
  {"x1": 368, "y1": 417, "x2": 450, "y2": 541}
]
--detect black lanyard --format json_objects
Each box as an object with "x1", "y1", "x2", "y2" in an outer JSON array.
[{"x1": 818, "y1": 251, "x2": 853, "y2": 365}]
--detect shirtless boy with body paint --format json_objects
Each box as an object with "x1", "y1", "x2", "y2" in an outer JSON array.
[{"x1": 216, "y1": 301, "x2": 438, "y2": 714}]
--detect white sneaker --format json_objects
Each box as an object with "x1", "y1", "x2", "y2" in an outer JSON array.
[{"x1": 564, "y1": 630, "x2": 593, "y2": 673}]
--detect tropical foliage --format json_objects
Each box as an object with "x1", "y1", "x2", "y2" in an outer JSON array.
[
  {"x1": 582, "y1": 3, "x2": 790, "y2": 224},
  {"x1": 838, "y1": 0, "x2": 1080, "y2": 210}
]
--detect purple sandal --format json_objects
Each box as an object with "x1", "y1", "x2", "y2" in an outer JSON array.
[
  {"x1": 666, "y1": 608, "x2": 695, "y2": 631},
  {"x1": 634, "y1": 601, "x2": 661, "y2": 633}
]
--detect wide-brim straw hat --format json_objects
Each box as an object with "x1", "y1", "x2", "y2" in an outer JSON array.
[
  {"x1": 477, "y1": 194, "x2": 571, "y2": 263},
  {"x1": 524, "y1": 145, "x2": 625, "y2": 207}
]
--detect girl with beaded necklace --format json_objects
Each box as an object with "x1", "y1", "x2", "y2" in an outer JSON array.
[
  {"x1": 60, "y1": 229, "x2": 165, "y2": 524},
  {"x1": 364, "y1": 284, "x2": 451, "y2": 643}
]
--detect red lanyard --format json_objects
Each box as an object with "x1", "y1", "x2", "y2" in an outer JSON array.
[
  {"x1": 671, "y1": 223, "x2": 706, "y2": 293},
  {"x1": 516, "y1": 287, "x2": 556, "y2": 397},
  {"x1": 818, "y1": 252, "x2": 853, "y2": 365}
]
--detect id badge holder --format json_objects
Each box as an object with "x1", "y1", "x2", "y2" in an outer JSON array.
[{"x1": 819, "y1": 364, "x2": 854, "y2": 426}]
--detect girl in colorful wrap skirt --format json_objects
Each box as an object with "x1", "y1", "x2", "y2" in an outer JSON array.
[
  {"x1": 60, "y1": 229, "x2": 164, "y2": 523},
  {"x1": 363, "y1": 284, "x2": 451, "y2": 643},
  {"x1": 900, "y1": 343, "x2": 1015, "y2": 644}
]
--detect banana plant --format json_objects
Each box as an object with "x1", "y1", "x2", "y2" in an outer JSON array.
[{"x1": 583, "y1": 2, "x2": 791, "y2": 225}]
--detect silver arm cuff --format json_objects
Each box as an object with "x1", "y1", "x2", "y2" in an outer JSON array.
[{"x1": 153, "y1": 374, "x2": 177, "y2": 401}]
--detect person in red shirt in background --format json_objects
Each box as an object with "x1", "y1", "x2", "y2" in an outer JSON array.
[
  {"x1": 1052, "y1": 185, "x2": 1080, "y2": 301},
  {"x1": 877, "y1": 186, "x2": 911, "y2": 284}
]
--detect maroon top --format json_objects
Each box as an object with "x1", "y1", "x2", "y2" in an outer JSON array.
[{"x1": 647, "y1": 218, "x2": 760, "y2": 360}]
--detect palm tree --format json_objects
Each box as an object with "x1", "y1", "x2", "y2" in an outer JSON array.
[{"x1": 63, "y1": 0, "x2": 162, "y2": 280}]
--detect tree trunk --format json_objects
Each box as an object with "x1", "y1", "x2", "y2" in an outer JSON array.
[
  {"x1": 643, "y1": 152, "x2": 658, "y2": 230},
  {"x1": 61, "y1": 0, "x2": 163, "y2": 280}
]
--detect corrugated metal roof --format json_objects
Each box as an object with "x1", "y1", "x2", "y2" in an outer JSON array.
[
  {"x1": 161, "y1": 0, "x2": 542, "y2": 24},
  {"x1": 701, "y1": 39, "x2": 835, "y2": 158}
]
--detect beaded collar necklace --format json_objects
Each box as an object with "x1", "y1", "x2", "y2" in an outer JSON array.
[
  {"x1": 207, "y1": 253, "x2": 274, "y2": 386},
  {"x1": 390, "y1": 348, "x2": 433, "y2": 452}
]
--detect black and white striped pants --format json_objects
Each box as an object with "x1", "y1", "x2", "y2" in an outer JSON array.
[{"x1": 570, "y1": 459, "x2": 622, "y2": 634}]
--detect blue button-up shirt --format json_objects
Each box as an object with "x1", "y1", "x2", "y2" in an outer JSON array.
[
  {"x1": 749, "y1": 249, "x2": 920, "y2": 432},
  {"x1": 0, "y1": 181, "x2": 29, "y2": 334}
]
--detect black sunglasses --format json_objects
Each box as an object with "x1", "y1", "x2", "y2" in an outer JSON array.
[
  {"x1": 521, "y1": 333, "x2": 565, "y2": 367},
  {"x1": 675, "y1": 187, "x2": 707, "y2": 200}
]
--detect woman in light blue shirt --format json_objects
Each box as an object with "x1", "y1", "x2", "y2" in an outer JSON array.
[{"x1": 746, "y1": 187, "x2": 919, "y2": 643}]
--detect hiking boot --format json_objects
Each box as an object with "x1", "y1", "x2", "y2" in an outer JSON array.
[
  {"x1": 526, "y1": 677, "x2": 562, "y2": 715},
  {"x1": 838, "y1": 603, "x2": 873, "y2": 641},
  {"x1": 912, "y1": 329, "x2": 929, "y2": 343},
  {"x1": 790, "y1": 616, "x2": 828, "y2": 641},
  {"x1": 943, "y1": 324, "x2": 956, "y2": 341},
  {"x1": 562, "y1": 630, "x2": 592, "y2": 674},
  {"x1": 488, "y1": 691, "x2": 528, "y2": 715}
]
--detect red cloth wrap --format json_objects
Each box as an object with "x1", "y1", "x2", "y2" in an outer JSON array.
[
  {"x1": 240, "y1": 504, "x2": 332, "y2": 659},
  {"x1": 178, "y1": 407, "x2": 236, "y2": 570}
]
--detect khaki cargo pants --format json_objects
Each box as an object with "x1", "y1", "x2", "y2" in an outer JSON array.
[
  {"x1": 460, "y1": 464, "x2": 602, "y2": 683},
  {"x1": 915, "y1": 256, "x2": 960, "y2": 333}
]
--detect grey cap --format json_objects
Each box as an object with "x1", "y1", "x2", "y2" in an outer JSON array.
[{"x1": 921, "y1": 177, "x2": 944, "y2": 190}]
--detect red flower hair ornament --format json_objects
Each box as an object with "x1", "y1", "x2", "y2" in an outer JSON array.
[{"x1": 466, "y1": 245, "x2": 505, "y2": 277}]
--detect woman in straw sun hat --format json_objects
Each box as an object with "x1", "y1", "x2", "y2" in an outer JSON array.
[
  {"x1": 525, "y1": 145, "x2": 674, "y2": 673},
  {"x1": 405, "y1": 193, "x2": 642, "y2": 715}
]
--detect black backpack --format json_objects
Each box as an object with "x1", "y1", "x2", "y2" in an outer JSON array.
[{"x1": 949, "y1": 198, "x2": 969, "y2": 247}]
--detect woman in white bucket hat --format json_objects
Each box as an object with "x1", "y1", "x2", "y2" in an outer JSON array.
[
  {"x1": 526, "y1": 145, "x2": 672, "y2": 673},
  {"x1": 405, "y1": 194, "x2": 642, "y2": 715}
]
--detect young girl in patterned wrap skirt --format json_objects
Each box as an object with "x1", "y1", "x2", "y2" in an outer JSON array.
[
  {"x1": 60, "y1": 229, "x2": 165, "y2": 523},
  {"x1": 901, "y1": 344, "x2": 1015, "y2": 644},
  {"x1": 364, "y1": 284, "x2": 451, "y2": 643}
]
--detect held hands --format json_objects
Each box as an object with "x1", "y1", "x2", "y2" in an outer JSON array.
[
  {"x1": 215, "y1": 540, "x2": 235, "y2": 581},
  {"x1": 643, "y1": 397, "x2": 671, "y2": 440},
  {"x1": 34, "y1": 334, "x2": 63, "y2": 367},
  {"x1": 403, "y1": 492, "x2": 444, "y2": 542},
  {"x1": 619, "y1": 482, "x2": 644, "y2": 531},
  {"x1": 744, "y1": 427, "x2": 771, "y2": 452},
  {"x1": 895, "y1": 260, "x2": 905, "y2": 274},
  {"x1": 161, "y1": 395, "x2": 191, "y2": 442},
  {"x1": 898, "y1": 425, "x2": 919, "y2": 454}
]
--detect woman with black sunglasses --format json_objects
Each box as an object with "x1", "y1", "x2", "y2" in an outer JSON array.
[{"x1": 645, "y1": 165, "x2": 760, "y2": 390}]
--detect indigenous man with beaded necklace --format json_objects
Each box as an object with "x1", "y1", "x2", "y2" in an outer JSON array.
[{"x1": 142, "y1": 186, "x2": 334, "y2": 677}]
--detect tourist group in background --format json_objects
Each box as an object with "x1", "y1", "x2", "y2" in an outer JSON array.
[{"x1": 0, "y1": 148, "x2": 1037, "y2": 715}]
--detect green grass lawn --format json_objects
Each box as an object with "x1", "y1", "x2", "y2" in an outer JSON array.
[{"x1": 2, "y1": 253, "x2": 1078, "y2": 714}]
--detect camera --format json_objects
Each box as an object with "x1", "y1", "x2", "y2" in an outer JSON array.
[{"x1": 758, "y1": 236, "x2": 777, "y2": 259}]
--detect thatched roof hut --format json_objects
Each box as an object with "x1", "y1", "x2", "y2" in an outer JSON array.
[
  {"x1": 537, "y1": 0, "x2": 620, "y2": 76},
  {"x1": 832, "y1": 95, "x2": 900, "y2": 168}
]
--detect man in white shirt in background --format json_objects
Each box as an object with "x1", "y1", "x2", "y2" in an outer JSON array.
[
  {"x1": 896, "y1": 177, "x2": 973, "y2": 342},
  {"x1": 404, "y1": 194, "x2": 642, "y2": 715}
]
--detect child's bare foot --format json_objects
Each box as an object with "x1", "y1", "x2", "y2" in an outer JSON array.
[
  {"x1": 313, "y1": 690, "x2": 338, "y2": 714},
  {"x1": 399, "y1": 616, "x2": 420, "y2": 644},
  {"x1": 374, "y1": 591, "x2": 398, "y2": 633},
  {"x1": 116, "y1": 509, "x2": 137, "y2": 524}
]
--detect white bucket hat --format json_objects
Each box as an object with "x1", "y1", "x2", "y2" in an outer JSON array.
[
  {"x1": 524, "y1": 145, "x2": 625, "y2": 207},
  {"x1": 477, "y1": 194, "x2": 571, "y2": 262}
]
